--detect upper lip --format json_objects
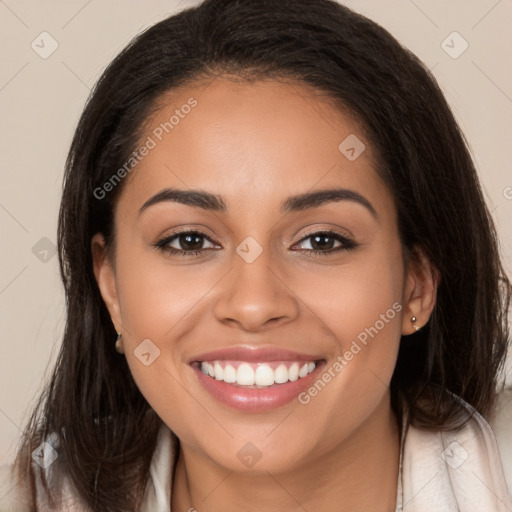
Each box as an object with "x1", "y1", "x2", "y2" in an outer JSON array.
[{"x1": 189, "y1": 345, "x2": 325, "y2": 364}]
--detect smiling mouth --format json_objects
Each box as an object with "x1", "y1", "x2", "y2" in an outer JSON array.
[
  {"x1": 190, "y1": 353, "x2": 328, "y2": 412},
  {"x1": 192, "y1": 360, "x2": 322, "y2": 388}
]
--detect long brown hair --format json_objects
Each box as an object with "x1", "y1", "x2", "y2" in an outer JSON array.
[{"x1": 13, "y1": 0, "x2": 511, "y2": 510}]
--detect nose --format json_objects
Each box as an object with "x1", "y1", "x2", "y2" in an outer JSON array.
[{"x1": 213, "y1": 245, "x2": 300, "y2": 332}]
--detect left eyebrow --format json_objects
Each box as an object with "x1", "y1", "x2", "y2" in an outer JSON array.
[
  {"x1": 138, "y1": 187, "x2": 377, "y2": 219},
  {"x1": 281, "y1": 188, "x2": 378, "y2": 219}
]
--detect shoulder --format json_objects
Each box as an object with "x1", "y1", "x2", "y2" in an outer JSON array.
[
  {"x1": 488, "y1": 387, "x2": 512, "y2": 496},
  {"x1": 400, "y1": 388, "x2": 512, "y2": 511},
  {"x1": 0, "y1": 424, "x2": 177, "y2": 512},
  {"x1": 0, "y1": 443, "x2": 90, "y2": 512}
]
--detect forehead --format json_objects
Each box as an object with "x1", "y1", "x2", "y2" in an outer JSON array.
[{"x1": 116, "y1": 77, "x2": 392, "y2": 219}]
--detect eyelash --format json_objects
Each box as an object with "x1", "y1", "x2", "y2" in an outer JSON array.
[{"x1": 153, "y1": 229, "x2": 357, "y2": 257}]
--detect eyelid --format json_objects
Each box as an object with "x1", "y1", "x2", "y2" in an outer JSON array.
[
  {"x1": 155, "y1": 225, "x2": 217, "y2": 242},
  {"x1": 295, "y1": 224, "x2": 354, "y2": 241}
]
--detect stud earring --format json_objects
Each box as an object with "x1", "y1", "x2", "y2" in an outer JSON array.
[
  {"x1": 115, "y1": 332, "x2": 124, "y2": 353},
  {"x1": 411, "y1": 316, "x2": 420, "y2": 331}
]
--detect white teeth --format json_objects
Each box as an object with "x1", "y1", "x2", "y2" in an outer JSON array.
[
  {"x1": 274, "y1": 364, "x2": 288, "y2": 384},
  {"x1": 237, "y1": 363, "x2": 255, "y2": 385},
  {"x1": 198, "y1": 360, "x2": 317, "y2": 387},
  {"x1": 255, "y1": 364, "x2": 274, "y2": 386},
  {"x1": 214, "y1": 362, "x2": 224, "y2": 380},
  {"x1": 298, "y1": 363, "x2": 309, "y2": 378},
  {"x1": 288, "y1": 363, "x2": 299, "y2": 382},
  {"x1": 223, "y1": 364, "x2": 237, "y2": 383}
]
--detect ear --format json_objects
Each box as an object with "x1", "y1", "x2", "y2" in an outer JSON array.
[
  {"x1": 91, "y1": 233, "x2": 123, "y2": 336},
  {"x1": 401, "y1": 246, "x2": 440, "y2": 335}
]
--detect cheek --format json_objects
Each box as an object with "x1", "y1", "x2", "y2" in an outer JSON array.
[
  {"x1": 115, "y1": 248, "x2": 215, "y2": 339},
  {"x1": 111, "y1": 249, "x2": 217, "y2": 410},
  {"x1": 290, "y1": 245, "x2": 404, "y2": 346}
]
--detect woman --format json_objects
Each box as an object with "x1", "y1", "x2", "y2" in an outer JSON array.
[{"x1": 2, "y1": 0, "x2": 511, "y2": 510}]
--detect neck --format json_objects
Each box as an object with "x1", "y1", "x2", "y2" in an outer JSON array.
[{"x1": 171, "y1": 398, "x2": 400, "y2": 512}]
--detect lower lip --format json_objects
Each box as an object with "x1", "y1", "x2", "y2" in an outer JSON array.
[{"x1": 192, "y1": 362, "x2": 326, "y2": 412}]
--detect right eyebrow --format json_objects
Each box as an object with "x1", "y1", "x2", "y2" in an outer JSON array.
[{"x1": 138, "y1": 188, "x2": 227, "y2": 216}]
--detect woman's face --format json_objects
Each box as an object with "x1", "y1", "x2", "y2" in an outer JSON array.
[{"x1": 94, "y1": 78, "x2": 429, "y2": 473}]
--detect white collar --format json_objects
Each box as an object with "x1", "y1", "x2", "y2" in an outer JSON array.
[{"x1": 397, "y1": 400, "x2": 512, "y2": 511}]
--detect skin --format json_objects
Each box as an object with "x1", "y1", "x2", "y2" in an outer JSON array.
[{"x1": 93, "y1": 77, "x2": 438, "y2": 512}]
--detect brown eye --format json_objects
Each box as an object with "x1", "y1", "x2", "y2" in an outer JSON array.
[
  {"x1": 154, "y1": 230, "x2": 218, "y2": 256},
  {"x1": 175, "y1": 233, "x2": 206, "y2": 251},
  {"x1": 294, "y1": 231, "x2": 357, "y2": 255}
]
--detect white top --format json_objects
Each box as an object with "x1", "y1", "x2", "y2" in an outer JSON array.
[{"x1": 1, "y1": 390, "x2": 511, "y2": 511}]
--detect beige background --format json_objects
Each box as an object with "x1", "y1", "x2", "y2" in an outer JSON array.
[{"x1": 0, "y1": 0, "x2": 511, "y2": 466}]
